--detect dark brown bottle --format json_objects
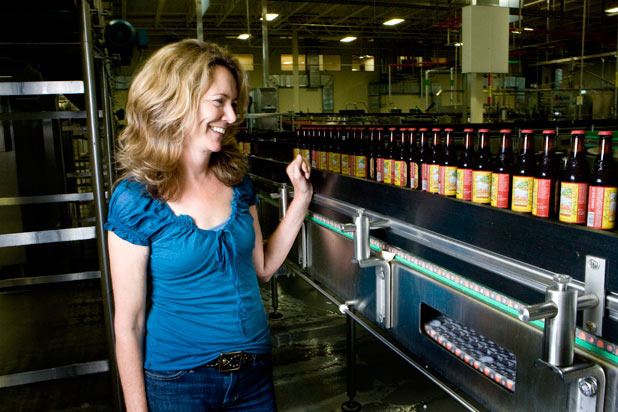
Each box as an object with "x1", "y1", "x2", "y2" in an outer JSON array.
[
  {"x1": 383, "y1": 128, "x2": 397, "y2": 185},
  {"x1": 532, "y1": 130, "x2": 559, "y2": 218},
  {"x1": 456, "y1": 128, "x2": 475, "y2": 201},
  {"x1": 491, "y1": 129, "x2": 513, "y2": 209},
  {"x1": 375, "y1": 128, "x2": 385, "y2": 183},
  {"x1": 310, "y1": 127, "x2": 318, "y2": 169},
  {"x1": 587, "y1": 131, "x2": 617, "y2": 230},
  {"x1": 294, "y1": 128, "x2": 301, "y2": 159},
  {"x1": 395, "y1": 127, "x2": 408, "y2": 187},
  {"x1": 559, "y1": 130, "x2": 589, "y2": 224},
  {"x1": 427, "y1": 128, "x2": 443, "y2": 194},
  {"x1": 329, "y1": 127, "x2": 341, "y2": 173},
  {"x1": 472, "y1": 129, "x2": 492, "y2": 204},
  {"x1": 511, "y1": 129, "x2": 535, "y2": 213},
  {"x1": 354, "y1": 127, "x2": 367, "y2": 178},
  {"x1": 301, "y1": 127, "x2": 311, "y2": 166},
  {"x1": 340, "y1": 127, "x2": 352, "y2": 176},
  {"x1": 367, "y1": 127, "x2": 377, "y2": 180},
  {"x1": 418, "y1": 128, "x2": 429, "y2": 191},
  {"x1": 439, "y1": 128, "x2": 457, "y2": 196},
  {"x1": 407, "y1": 128, "x2": 420, "y2": 190}
]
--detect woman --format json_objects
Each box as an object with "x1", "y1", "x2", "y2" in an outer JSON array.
[{"x1": 105, "y1": 39, "x2": 312, "y2": 412}]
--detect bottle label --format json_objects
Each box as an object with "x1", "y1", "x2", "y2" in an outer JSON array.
[
  {"x1": 394, "y1": 160, "x2": 408, "y2": 187},
  {"x1": 559, "y1": 182, "x2": 588, "y2": 223},
  {"x1": 376, "y1": 158, "x2": 384, "y2": 182},
  {"x1": 369, "y1": 157, "x2": 375, "y2": 180},
  {"x1": 319, "y1": 151, "x2": 328, "y2": 170},
  {"x1": 472, "y1": 171, "x2": 492, "y2": 204},
  {"x1": 428, "y1": 165, "x2": 440, "y2": 193},
  {"x1": 301, "y1": 149, "x2": 311, "y2": 166},
  {"x1": 244, "y1": 142, "x2": 251, "y2": 155},
  {"x1": 421, "y1": 163, "x2": 429, "y2": 191},
  {"x1": 341, "y1": 154, "x2": 350, "y2": 175},
  {"x1": 354, "y1": 156, "x2": 367, "y2": 178},
  {"x1": 293, "y1": 148, "x2": 301, "y2": 158},
  {"x1": 439, "y1": 166, "x2": 457, "y2": 196},
  {"x1": 238, "y1": 141, "x2": 244, "y2": 152},
  {"x1": 409, "y1": 162, "x2": 419, "y2": 189},
  {"x1": 384, "y1": 159, "x2": 393, "y2": 184},
  {"x1": 456, "y1": 168, "x2": 472, "y2": 200},
  {"x1": 511, "y1": 176, "x2": 534, "y2": 213},
  {"x1": 311, "y1": 150, "x2": 318, "y2": 168},
  {"x1": 491, "y1": 173, "x2": 510, "y2": 208},
  {"x1": 587, "y1": 186, "x2": 617, "y2": 229},
  {"x1": 329, "y1": 153, "x2": 341, "y2": 173}
]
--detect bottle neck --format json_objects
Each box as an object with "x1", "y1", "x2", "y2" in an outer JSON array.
[
  {"x1": 599, "y1": 136, "x2": 614, "y2": 161},
  {"x1": 570, "y1": 135, "x2": 585, "y2": 158},
  {"x1": 520, "y1": 134, "x2": 532, "y2": 155},
  {"x1": 542, "y1": 134, "x2": 555, "y2": 156}
]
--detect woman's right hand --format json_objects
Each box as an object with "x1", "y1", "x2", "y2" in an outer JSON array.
[{"x1": 286, "y1": 155, "x2": 313, "y2": 205}]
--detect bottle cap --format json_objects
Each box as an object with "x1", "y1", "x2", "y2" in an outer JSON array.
[
  {"x1": 521, "y1": 129, "x2": 534, "y2": 134},
  {"x1": 571, "y1": 130, "x2": 586, "y2": 134},
  {"x1": 432, "y1": 128, "x2": 441, "y2": 132},
  {"x1": 478, "y1": 128, "x2": 490, "y2": 133},
  {"x1": 419, "y1": 127, "x2": 428, "y2": 131},
  {"x1": 463, "y1": 128, "x2": 474, "y2": 132},
  {"x1": 598, "y1": 131, "x2": 614, "y2": 136},
  {"x1": 500, "y1": 129, "x2": 512, "y2": 134},
  {"x1": 542, "y1": 130, "x2": 556, "y2": 134},
  {"x1": 444, "y1": 128, "x2": 454, "y2": 132},
  {"x1": 408, "y1": 127, "x2": 417, "y2": 131},
  {"x1": 389, "y1": 127, "x2": 397, "y2": 130}
]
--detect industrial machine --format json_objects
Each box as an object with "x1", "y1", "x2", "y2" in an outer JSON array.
[{"x1": 248, "y1": 150, "x2": 618, "y2": 412}]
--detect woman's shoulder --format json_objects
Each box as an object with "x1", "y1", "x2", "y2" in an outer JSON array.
[
  {"x1": 111, "y1": 179, "x2": 153, "y2": 208},
  {"x1": 234, "y1": 174, "x2": 257, "y2": 207}
]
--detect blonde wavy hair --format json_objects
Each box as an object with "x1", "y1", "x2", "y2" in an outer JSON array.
[{"x1": 116, "y1": 39, "x2": 249, "y2": 200}]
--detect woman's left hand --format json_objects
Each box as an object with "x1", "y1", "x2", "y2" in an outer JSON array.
[{"x1": 286, "y1": 155, "x2": 313, "y2": 203}]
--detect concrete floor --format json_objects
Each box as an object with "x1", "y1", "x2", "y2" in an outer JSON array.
[{"x1": 0, "y1": 271, "x2": 476, "y2": 412}]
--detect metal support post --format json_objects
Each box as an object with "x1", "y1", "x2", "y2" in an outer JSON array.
[
  {"x1": 80, "y1": 0, "x2": 122, "y2": 408},
  {"x1": 269, "y1": 184, "x2": 290, "y2": 320},
  {"x1": 342, "y1": 303, "x2": 361, "y2": 412}
]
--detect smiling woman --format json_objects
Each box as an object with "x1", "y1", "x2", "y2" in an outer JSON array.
[{"x1": 104, "y1": 39, "x2": 313, "y2": 412}]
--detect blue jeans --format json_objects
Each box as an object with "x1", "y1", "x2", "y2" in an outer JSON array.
[{"x1": 144, "y1": 354, "x2": 277, "y2": 412}]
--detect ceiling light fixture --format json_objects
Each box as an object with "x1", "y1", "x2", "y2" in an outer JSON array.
[
  {"x1": 523, "y1": 27, "x2": 534, "y2": 31},
  {"x1": 454, "y1": 42, "x2": 463, "y2": 47},
  {"x1": 605, "y1": 6, "x2": 618, "y2": 13},
  {"x1": 237, "y1": 33, "x2": 251, "y2": 40},
  {"x1": 512, "y1": 30, "x2": 521, "y2": 34},
  {"x1": 266, "y1": 13, "x2": 279, "y2": 21},
  {"x1": 383, "y1": 18, "x2": 404, "y2": 26},
  {"x1": 340, "y1": 36, "x2": 357, "y2": 43}
]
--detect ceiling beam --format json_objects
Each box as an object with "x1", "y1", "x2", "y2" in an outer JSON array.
[{"x1": 154, "y1": 0, "x2": 166, "y2": 28}]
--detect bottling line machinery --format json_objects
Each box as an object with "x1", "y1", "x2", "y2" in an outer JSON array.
[{"x1": 248, "y1": 151, "x2": 618, "y2": 412}]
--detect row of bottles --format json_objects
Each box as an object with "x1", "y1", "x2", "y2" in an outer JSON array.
[{"x1": 292, "y1": 126, "x2": 617, "y2": 231}]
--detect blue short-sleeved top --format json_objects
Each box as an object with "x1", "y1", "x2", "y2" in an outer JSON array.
[{"x1": 104, "y1": 176, "x2": 271, "y2": 371}]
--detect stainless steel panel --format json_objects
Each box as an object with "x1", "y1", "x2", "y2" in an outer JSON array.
[
  {"x1": 0, "y1": 193, "x2": 95, "y2": 206},
  {"x1": 0, "y1": 227, "x2": 96, "y2": 247},
  {"x1": 0, "y1": 81, "x2": 84, "y2": 96},
  {"x1": 0, "y1": 360, "x2": 109, "y2": 388},
  {"x1": 0, "y1": 271, "x2": 101, "y2": 289}
]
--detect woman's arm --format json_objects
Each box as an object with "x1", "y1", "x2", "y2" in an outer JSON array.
[
  {"x1": 108, "y1": 231, "x2": 150, "y2": 412},
  {"x1": 252, "y1": 155, "x2": 312, "y2": 282}
]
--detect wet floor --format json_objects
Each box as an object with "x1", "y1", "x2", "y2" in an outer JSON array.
[{"x1": 0, "y1": 270, "x2": 476, "y2": 411}]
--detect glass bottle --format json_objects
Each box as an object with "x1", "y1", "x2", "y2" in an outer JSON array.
[
  {"x1": 375, "y1": 128, "x2": 385, "y2": 183},
  {"x1": 587, "y1": 131, "x2": 617, "y2": 230},
  {"x1": 310, "y1": 127, "x2": 318, "y2": 169},
  {"x1": 340, "y1": 127, "x2": 351, "y2": 176},
  {"x1": 491, "y1": 129, "x2": 513, "y2": 209},
  {"x1": 559, "y1": 130, "x2": 589, "y2": 224},
  {"x1": 456, "y1": 128, "x2": 475, "y2": 201},
  {"x1": 439, "y1": 128, "x2": 457, "y2": 196},
  {"x1": 418, "y1": 128, "x2": 429, "y2": 191},
  {"x1": 427, "y1": 128, "x2": 443, "y2": 194},
  {"x1": 511, "y1": 129, "x2": 536, "y2": 213},
  {"x1": 318, "y1": 127, "x2": 329, "y2": 170},
  {"x1": 532, "y1": 130, "x2": 559, "y2": 218},
  {"x1": 383, "y1": 127, "x2": 397, "y2": 185},
  {"x1": 395, "y1": 127, "x2": 408, "y2": 187},
  {"x1": 354, "y1": 127, "x2": 367, "y2": 179},
  {"x1": 472, "y1": 129, "x2": 492, "y2": 204},
  {"x1": 407, "y1": 128, "x2": 420, "y2": 190},
  {"x1": 293, "y1": 128, "x2": 301, "y2": 158},
  {"x1": 367, "y1": 128, "x2": 377, "y2": 181},
  {"x1": 301, "y1": 127, "x2": 311, "y2": 166}
]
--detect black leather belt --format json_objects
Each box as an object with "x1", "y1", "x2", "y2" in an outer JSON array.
[{"x1": 203, "y1": 351, "x2": 259, "y2": 373}]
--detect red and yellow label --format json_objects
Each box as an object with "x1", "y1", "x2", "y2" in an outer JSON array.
[
  {"x1": 421, "y1": 163, "x2": 429, "y2": 191},
  {"x1": 293, "y1": 148, "x2": 301, "y2": 158},
  {"x1": 409, "y1": 162, "x2": 419, "y2": 189},
  {"x1": 559, "y1": 182, "x2": 588, "y2": 224},
  {"x1": 301, "y1": 149, "x2": 311, "y2": 166},
  {"x1": 491, "y1": 173, "x2": 510, "y2": 208},
  {"x1": 532, "y1": 178, "x2": 552, "y2": 217},
  {"x1": 472, "y1": 171, "x2": 492, "y2": 204},
  {"x1": 319, "y1": 151, "x2": 328, "y2": 170},
  {"x1": 243, "y1": 142, "x2": 251, "y2": 154},
  {"x1": 329, "y1": 152, "x2": 341, "y2": 173},
  {"x1": 383, "y1": 159, "x2": 394, "y2": 184},
  {"x1": 587, "y1": 186, "x2": 617, "y2": 229},
  {"x1": 511, "y1": 176, "x2": 533, "y2": 213},
  {"x1": 311, "y1": 150, "x2": 318, "y2": 168},
  {"x1": 354, "y1": 156, "x2": 367, "y2": 178},
  {"x1": 428, "y1": 164, "x2": 440, "y2": 193},
  {"x1": 341, "y1": 154, "x2": 350, "y2": 175},
  {"x1": 394, "y1": 160, "x2": 408, "y2": 187},
  {"x1": 439, "y1": 166, "x2": 457, "y2": 196},
  {"x1": 376, "y1": 158, "x2": 384, "y2": 183},
  {"x1": 369, "y1": 158, "x2": 375, "y2": 180},
  {"x1": 456, "y1": 168, "x2": 472, "y2": 201}
]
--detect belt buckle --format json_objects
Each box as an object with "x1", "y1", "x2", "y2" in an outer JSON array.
[{"x1": 218, "y1": 351, "x2": 243, "y2": 373}]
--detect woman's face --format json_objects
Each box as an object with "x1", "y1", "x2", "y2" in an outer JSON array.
[{"x1": 184, "y1": 65, "x2": 238, "y2": 156}]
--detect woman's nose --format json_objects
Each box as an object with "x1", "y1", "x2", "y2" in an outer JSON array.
[{"x1": 223, "y1": 103, "x2": 237, "y2": 123}]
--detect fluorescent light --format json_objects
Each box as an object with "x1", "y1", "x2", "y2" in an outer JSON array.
[
  {"x1": 266, "y1": 13, "x2": 279, "y2": 21},
  {"x1": 454, "y1": 42, "x2": 463, "y2": 47},
  {"x1": 523, "y1": 27, "x2": 534, "y2": 31},
  {"x1": 383, "y1": 18, "x2": 404, "y2": 26},
  {"x1": 512, "y1": 30, "x2": 521, "y2": 34},
  {"x1": 237, "y1": 33, "x2": 251, "y2": 40},
  {"x1": 606, "y1": 6, "x2": 618, "y2": 13},
  {"x1": 340, "y1": 36, "x2": 357, "y2": 43}
]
